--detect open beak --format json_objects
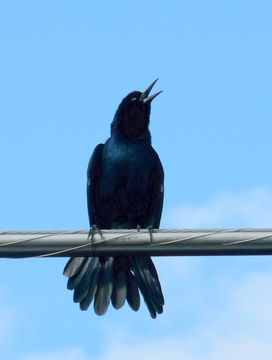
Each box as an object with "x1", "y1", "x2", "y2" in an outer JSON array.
[{"x1": 140, "y1": 79, "x2": 163, "y2": 103}]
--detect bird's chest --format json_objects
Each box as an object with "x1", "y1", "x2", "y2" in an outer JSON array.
[
  {"x1": 100, "y1": 141, "x2": 151, "y2": 197},
  {"x1": 105, "y1": 147, "x2": 141, "y2": 175}
]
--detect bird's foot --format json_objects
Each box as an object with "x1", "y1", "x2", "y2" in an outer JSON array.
[
  {"x1": 87, "y1": 225, "x2": 102, "y2": 248},
  {"x1": 136, "y1": 225, "x2": 153, "y2": 242},
  {"x1": 147, "y1": 225, "x2": 154, "y2": 243}
]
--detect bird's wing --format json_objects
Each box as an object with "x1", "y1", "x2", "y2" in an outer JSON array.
[
  {"x1": 87, "y1": 143, "x2": 104, "y2": 227},
  {"x1": 144, "y1": 149, "x2": 164, "y2": 229}
]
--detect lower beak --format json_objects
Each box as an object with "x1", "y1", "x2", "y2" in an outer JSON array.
[{"x1": 140, "y1": 79, "x2": 163, "y2": 103}]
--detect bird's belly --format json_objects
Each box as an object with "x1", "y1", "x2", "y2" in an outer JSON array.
[
  {"x1": 98, "y1": 153, "x2": 151, "y2": 227},
  {"x1": 100, "y1": 158, "x2": 148, "y2": 201}
]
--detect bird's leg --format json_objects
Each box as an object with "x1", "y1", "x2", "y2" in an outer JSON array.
[
  {"x1": 147, "y1": 225, "x2": 153, "y2": 243},
  {"x1": 87, "y1": 225, "x2": 103, "y2": 248}
]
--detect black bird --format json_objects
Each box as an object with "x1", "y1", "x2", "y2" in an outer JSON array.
[{"x1": 63, "y1": 79, "x2": 164, "y2": 318}]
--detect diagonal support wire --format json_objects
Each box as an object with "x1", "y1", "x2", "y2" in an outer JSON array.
[{"x1": 1, "y1": 229, "x2": 272, "y2": 258}]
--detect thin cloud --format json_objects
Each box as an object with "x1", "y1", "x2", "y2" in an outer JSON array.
[
  {"x1": 18, "y1": 270, "x2": 272, "y2": 360},
  {"x1": 97, "y1": 270, "x2": 272, "y2": 360},
  {"x1": 0, "y1": 288, "x2": 20, "y2": 350},
  {"x1": 167, "y1": 187, "x2": 272, "y2": 228}
]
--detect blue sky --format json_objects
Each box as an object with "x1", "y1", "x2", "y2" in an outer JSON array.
[{"x1": 1, "y1": 1, "x2": 272, "y2": 359}]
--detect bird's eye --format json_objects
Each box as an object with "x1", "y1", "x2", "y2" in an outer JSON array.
[{"x1": 131, "y1": 98, "x2": 137, "y2": 101}]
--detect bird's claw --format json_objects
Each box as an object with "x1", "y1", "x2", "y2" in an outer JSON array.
[
  {"x1": 87, "y1": 225, "x2": 102, "y2": 248},
  {"x1": 147, "y1": 225, "x2": 153, "y2": 243},
  {"x1": 137, "y1": 225, "x2": 153, "y2": 242}
]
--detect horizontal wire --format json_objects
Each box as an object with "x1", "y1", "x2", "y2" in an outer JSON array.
[{"x1": 2, "y1": 229, "x2": 272, "y2": 258}]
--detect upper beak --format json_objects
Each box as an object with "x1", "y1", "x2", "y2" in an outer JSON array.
[{"x1": 140, "y1": 79, "x2": 163, "y2": 103}]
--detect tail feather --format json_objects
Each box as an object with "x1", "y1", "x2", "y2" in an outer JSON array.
[
  {"x1": 79, "y1": 263, "x2": 101, "y2": 311},
  {"x1": 73, "y1": 257, "x2": 99, "y2": 303},
  {"x1": 126, "y1": 270, "x2": 140, "y2": 311},
  {"x1": 63, "y1": 257, "x2": 86, "y2": 277},
  {"x1": 94, "y1": 257, "x2": 114, "y2": 315},
  {"x1": 111, "y1": 269, "x2": 127, "y2": 309},
  {"x1": 67, "y1": 258, "x2": 92, "y2": 290},
  {"x1": 132, "y1": 256, "x2": 164, "y2": 318},
  {"x1": 64, "y1": 254, "x2": 164, "y2": 318},
  {"x1": 139, "y1": 256, "x2": 164, "y2": 306},
  {"x1": 132, "y1": 257, "x2": 157, "y2": 300},
  {"x1": 132, "y1": 261, "x2": 158, "y2": 318}
]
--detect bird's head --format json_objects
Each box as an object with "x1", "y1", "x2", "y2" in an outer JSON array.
[{"x1": 112, "y1": 79, "x2": 162, "y2": 139}]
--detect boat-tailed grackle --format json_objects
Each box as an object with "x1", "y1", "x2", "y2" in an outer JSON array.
[{"x1": 63, "y1": 79, "x2": 164, "y2": 318}]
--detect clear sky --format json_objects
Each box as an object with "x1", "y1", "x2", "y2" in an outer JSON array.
[{"x1": 1, "y1": 1, "x2": 272, "y2": 359}]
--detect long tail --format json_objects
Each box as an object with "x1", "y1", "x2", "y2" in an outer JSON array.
[{"x1": 63, "y1": 255, "x2": 164, "y2": 318}]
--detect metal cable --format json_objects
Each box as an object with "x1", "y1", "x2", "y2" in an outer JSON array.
[{"x1": 1, "y1": 229, "x2": 272, "y2": 257}]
